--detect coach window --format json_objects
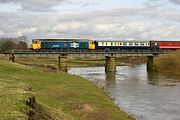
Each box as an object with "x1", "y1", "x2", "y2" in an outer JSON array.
[
  {"x1": 123, "y1": 42, "x2": 127, "y2": 45},
  {"x1": 129, "y1": 43, "x2": 133, "y2": 46},
  {"x1": 106, "y1": 43, "x2": 108, "y2": 46},
  {"x1": 135, "y1": 43, "x2": 139, "y2": 46}
]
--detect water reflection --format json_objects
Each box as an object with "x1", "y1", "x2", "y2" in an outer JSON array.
[
  {"x1": 105, "y1": 72, "x2": 116, "y2": 89},
  {"x1": 147, "y1": 72, "x2": 160, "y2": 85},
  {"x1": 147, "y1": 71, "x2": 180, "y2": 87}
]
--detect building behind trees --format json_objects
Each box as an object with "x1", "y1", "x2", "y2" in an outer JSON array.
[{"x1": 0, "y1": 36, "x2": 28, "y2": 52}]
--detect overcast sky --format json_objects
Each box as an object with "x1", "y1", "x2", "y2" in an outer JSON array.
[{"x1": 0, "y1": 0, "x2": 179, "y2": 40}]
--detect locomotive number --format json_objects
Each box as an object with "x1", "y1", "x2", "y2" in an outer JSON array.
[
  {"x1": 52, "y1": 45, "x2": 59, "y2": 48},
  {"x1": 71, "y1": 42, "x2": 79, "y2": 48}
]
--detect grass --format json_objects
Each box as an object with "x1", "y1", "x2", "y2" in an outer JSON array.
[
  {"x1": 154, "y1": 51, "x2": 180, "y2": 75},
  {"x1": 13, "y1": 56, "x2": 146, "y2": 69},
  {"x1": 0, "y1": 59, "x2": 134, "y2": 120}
]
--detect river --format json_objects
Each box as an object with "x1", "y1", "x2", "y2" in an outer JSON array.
[{"x1": 68, "y1": 64, "x2": 180, "y2": 120}]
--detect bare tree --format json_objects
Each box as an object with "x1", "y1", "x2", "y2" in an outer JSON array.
[{"x1": 0, "y1": 38, "x2": 17, "y2": 52}]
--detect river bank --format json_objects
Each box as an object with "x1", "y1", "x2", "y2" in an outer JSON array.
[
  {"x1": 154, "y1": 52, "x2": 180, "y2": 77},
  {"x1": 0, "y1": 59, "x2": 135, "y2": 120},
  {"x1": 69, "y1": 65, "x2": 180, "y2": 120},
  {"x1": 4, "y1": 56, "x2": 146, "y2": 68}
]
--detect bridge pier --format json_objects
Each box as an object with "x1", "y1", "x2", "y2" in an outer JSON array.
[
  {"x1": 106, "y1": 72, "x2": 116, "y2": 88},
  {"x1": 58, "y1": 56, "x2": 67, "y2": 72},
  {"x1": 147, "y1": 56, "x2": 154, "y2": 72},
  {"x1": 105, "y1": 56, "x2": 116, "y2": 72}
]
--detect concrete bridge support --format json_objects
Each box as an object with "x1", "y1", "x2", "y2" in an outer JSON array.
[
  {"x1": 58, "y1": 56, "x2": 67, "y2": 72},
  {"x1": 147, "y1": 56, "x2": 154, "y2": 72},
  {"x1": 105, "y1": 56, "x2": 116, "y2": 72},
  {"x1": 106, "y1": 72, "x2": 116, "y2": 88}
]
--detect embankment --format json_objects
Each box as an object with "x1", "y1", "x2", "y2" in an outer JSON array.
[
  {"x1": 154, "y1": 52, "x2": 180, "y2": 76},
  {"x1": 0, "y1": 60, "x2": 135, "y2": 120}
]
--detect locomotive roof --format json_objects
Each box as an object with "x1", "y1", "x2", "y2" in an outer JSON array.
[{"x1": 32, "y1": 39, "x2": 90, "y2": 42}]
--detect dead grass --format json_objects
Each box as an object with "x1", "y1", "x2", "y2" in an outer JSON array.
[{"x1": 154, "y1": 51, "x2": 180, "y2": 75}]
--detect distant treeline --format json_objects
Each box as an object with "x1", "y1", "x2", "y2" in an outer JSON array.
[{"x1": 0, "y1": 36, "x2": 28, "y2": 52}]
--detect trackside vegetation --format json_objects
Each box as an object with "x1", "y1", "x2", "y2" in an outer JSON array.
[
  {"x1": 154, "y1": 52, "x2": 180, "y2": 76},
  {"x1": 0, "y1": 60, "x2": 135, "y2": 120}
]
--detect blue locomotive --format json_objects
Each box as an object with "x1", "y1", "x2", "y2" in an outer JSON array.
[{"x1": 31, "y1": 39, "x2": 95, "y2": 51}]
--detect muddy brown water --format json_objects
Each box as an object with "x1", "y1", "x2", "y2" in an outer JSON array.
[{"x1": 69, "y1": 64, "x2": 180, "y2": 120}]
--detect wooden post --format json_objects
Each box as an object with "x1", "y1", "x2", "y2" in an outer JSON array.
[
  {"x1": 58, "y1": 56, "x2": 67, "y2": 72},
  {"x1": 9, "y1": 53, "x2": 15, "y2": 62}
]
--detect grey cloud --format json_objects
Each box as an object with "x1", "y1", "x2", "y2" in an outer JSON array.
[
  {"x1": 148, "y1": 0, "x2": 180, "y2": 5},
  {"x1": 0, "y1": 6, "x2": 179, "y2": 40},
  {"x1": 0, "y1": 0, "x2": 67, "y2": 12},
  {"x1": 65, "y1": 1, "x2": 100, "y2": 7},
  {"x1": 169, "y1": 0, "x2": 180, "y2": 4},
  {"x1": 0, "y1": 0, "x2": 99, "y2": 12}
]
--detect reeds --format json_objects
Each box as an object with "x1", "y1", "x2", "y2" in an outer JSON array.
[{"x1": 154, "y1": 50, "x2": 180, "y2": 75}]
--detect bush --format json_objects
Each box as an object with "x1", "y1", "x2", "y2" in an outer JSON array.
[{"x1": 0, "y1": 38, "x2": 17, "y2": 52}]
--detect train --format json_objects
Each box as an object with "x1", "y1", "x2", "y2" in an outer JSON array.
[{"x1": 30, "y1": 39, "x2": 180, "y2": 51}]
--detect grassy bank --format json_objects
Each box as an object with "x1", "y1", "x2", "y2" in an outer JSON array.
[
  {"x1": 12, "y1": 56, "x2": 146, "y2": 68},
  {"x1": 0, "y1": 60, "x2": 134, "y2": 120},
  {"x1": 154, "y1": 52, "x2": 180, "y2": 75}
]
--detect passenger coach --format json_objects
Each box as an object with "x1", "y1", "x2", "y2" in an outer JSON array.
[{"x1": 95, "y1": 40, "x2": 150, "y2": 50}]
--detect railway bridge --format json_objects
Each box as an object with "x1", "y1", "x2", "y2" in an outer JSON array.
[{"x1": 3, "y1": 49, "x2": 167, "y2": 72}]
